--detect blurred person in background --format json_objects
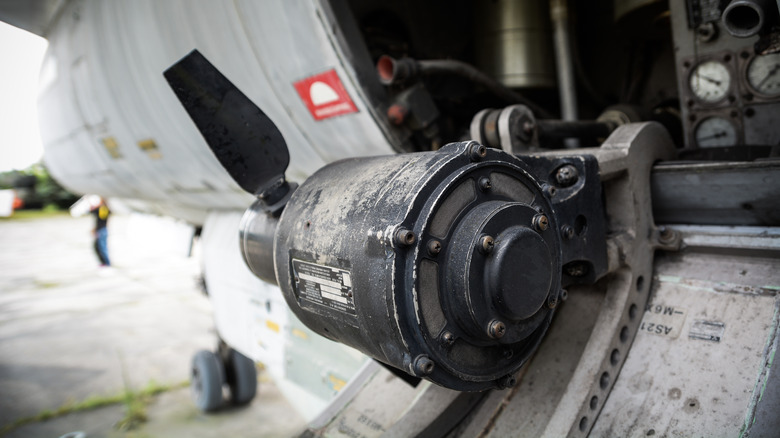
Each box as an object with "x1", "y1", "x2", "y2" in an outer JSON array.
[{"x1": 91, "y1": 197, "x2": 111, "y2": 266}]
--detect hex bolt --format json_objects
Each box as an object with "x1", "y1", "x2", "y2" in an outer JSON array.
[
  {"x1": 427, "y1": 239, "x2": 442, "y2": 256},
  {"x1": 658, "y1": 226, "x2": 677, "y2": 245},
  {"x1": 395, "y1": 228, "x2": 416, "y2": 247},
  {"x1": 479, "y1": 235, "x2": 495, "y2": 254},
  {"x1": 442, "y1": 331, "x2": 455, "y2": 346},
  {"x1": 533, "y1": 214, "x2": 549, "y2": 232},
  {"x1": 413, "y1": 355, "x2": 435, "y2": 376},
  {"x1": 497, "y1": 374, "x2": 517, "y2": 389},
  {"x1": 478, "y1": 177, "x2": 492, "y2": 191},
  {"x1": 555, "y1": 164, "x2": 579, "y2": 187},
  {"x1": 561, "y1": 224, "x2": 574, "y2": 239},
  {"x1": 469, "y1": 143, "x2": 487, "y2": 161},
  {"x1": 488, "y1": 320, "x2": 506, "y2": 339}
]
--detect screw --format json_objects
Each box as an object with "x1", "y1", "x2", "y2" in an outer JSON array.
[
  {"x1": 395, "y1": 228, "x2": 416, "y2": 247},
  {"x1": 427, "y1": 239, "x2": 442, "y2": 255},
  {"x1": 555, "y1": 164, "x2": 579, "y2": 187},
  {"x1": 478, "y1": 177, "x2": 492, "y2": 191},
  {"x1": 479, "y1": 235, "x2": 495, "y2": 254},
  {"x1": 533, "y1": 214, "x2": 549, "y2": 231},
  {"x1": 442, "y1": 331, "x2": 455, "y2": 346},
  {"x1": 488, "y1": 320, "x2": 506, "y2": 339},
  {"x1": 547, "y1": 295, "x2": 558, "y2": 309},
  {"x1": 469, "y1": 143, "x2": 487, "y2": 161},
  {"x1": 413, "y1": 355, "x2": 435, "y2": 375},
  {"x1": 561, "y1": 224, "x2": 574, "y2": 239},
  {"x1": 497, "y1": 374, "x2": 517, "y2": 389}
]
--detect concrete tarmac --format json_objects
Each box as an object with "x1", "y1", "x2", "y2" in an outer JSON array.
[{"x1": 0, "y1": 213, "x2": 305, "y2": 437}]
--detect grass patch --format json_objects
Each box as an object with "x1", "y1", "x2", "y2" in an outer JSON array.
[
  {"x1": 34, "y1": 280, "x2": 61, "y2": 289},
  {"x1": 0, "y1": 380, "x2": 189, "y2": 436},
  {"x1": 0, "y1": 209, "x2": 69, "y2": 221}
]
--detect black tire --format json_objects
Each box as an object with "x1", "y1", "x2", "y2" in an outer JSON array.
[
  {"x1": 226, "y1": 349, "x2": 258, "y2": 405},
  {"x1": 191, "y1": 350, "x2": 224, "y2": 412}
]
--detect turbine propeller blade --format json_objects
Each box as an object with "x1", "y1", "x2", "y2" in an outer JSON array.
[{"x1": 164, "y1": 49, "x2": 291, "y2": 203}]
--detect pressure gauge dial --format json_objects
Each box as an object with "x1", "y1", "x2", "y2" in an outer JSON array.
[
  {"x1": 747, "y1": 53, "x2": 780, "y2": 97},
  {"x1": 689, "y1": 60, "x2": 731, "y2": 103},
  {"x1": 694, "y1": 117, "x2": 738, "y2": 147}
]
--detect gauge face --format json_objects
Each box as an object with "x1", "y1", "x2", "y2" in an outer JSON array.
[
  {"x1": 694, "y1": 117, "x2": 738, "y2": 147},
  {"x1": 747, "y1": 53, "x2": 780, "y2": 97},
  {"x1": 689, "y1": 60, "x2": 731, "y2": 103}
]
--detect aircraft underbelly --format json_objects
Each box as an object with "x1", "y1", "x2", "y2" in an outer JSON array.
[{"x1": 38, "y1": 0, "x2": 395, "y2": 222}]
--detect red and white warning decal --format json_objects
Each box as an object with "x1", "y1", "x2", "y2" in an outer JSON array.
[{"x1": 293, "y1": 69, "x2": 358, "y2": 121}]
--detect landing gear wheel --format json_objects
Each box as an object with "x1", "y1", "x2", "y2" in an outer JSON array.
[
  {"x1": 225, "y1": 348, "x2": 258, "y2": 405},
  {"x1": 191, "y1": 350, "x2": 224, "y2": 412}
]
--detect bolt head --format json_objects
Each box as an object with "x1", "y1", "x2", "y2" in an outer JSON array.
[
  {"x1": 413, "y1": 355, "x2": 435, "y2": 375},
  {"x1": 478, "y1": 177, "x2": 492, "y2": 191},
  {"x1": 555, "y1": 164, "x2": 579, "y2": 187},
  {"x1": 395, "y1": 228, "x2": 416, "y2": 246},
  {"x1": 488, "y1": 320, "x2": 506, "y2": 339},
  {"x1": 469, "y1": 143, "x2": 487, "y2": 161},
  {"x1": 479, "y1": 235, "x2": 495, "y2": 254},
  {"x1": 533, "y1": 214, "x2": 549, "y2": 231},
  {"x1": 497, "y1": 374, "x2": 517, "y2": 389},
  {"x1": 565, "y1": 262, "x2": 588, "y2": 277},
  {"x1": 427, "y1": 239, "x2": 442, "y2": 255},
  {"x1": 561, "y1": 225, "x2": 574, "y2": 239},
  {"x1": 442, "y1": 331, "x2": 455, "y2": 346}
]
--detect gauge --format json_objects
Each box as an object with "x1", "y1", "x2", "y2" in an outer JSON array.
[
  {"x1": 689, "y1": 60, "x2": 731, "y2": 103},
  {"x1": 694, "y1": 117, "x2": 738, "y2": 147},
  {"x1": 747, "y1": 52, "x2": 780, "y2": 97}
]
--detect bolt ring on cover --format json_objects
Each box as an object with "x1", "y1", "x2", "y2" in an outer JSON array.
[{"x1": 404, "y1": 142, "x2": 562, "y2": 388}]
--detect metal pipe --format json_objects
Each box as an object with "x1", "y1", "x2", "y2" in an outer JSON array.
[
  {"x1": 376, "y1": 55, "x2": 552, "y2": 118},
  {"x1": 722, "y1": 0, "x2": 773, "y2": 38},
  {"x1": 474, "y1": 0, "x2": 556, "y2": 89},
  {"x1": 239, "y1": 199, "x2": 279, "y2": 285},
  {"x1": 550, "y1": 0, "x2": 579, "y2": 148}
]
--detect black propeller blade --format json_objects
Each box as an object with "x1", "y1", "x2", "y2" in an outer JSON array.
[{"x1": 164, "y1": 50, "x2": 291, "y2": 204}]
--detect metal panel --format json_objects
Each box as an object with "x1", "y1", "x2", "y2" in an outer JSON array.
[
  {"x1": 591, "y1": 234, "x2": 780, "y2": 437},
  {"x1": 37, "y1": 0, "x2": 397, "y2": 222}
]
